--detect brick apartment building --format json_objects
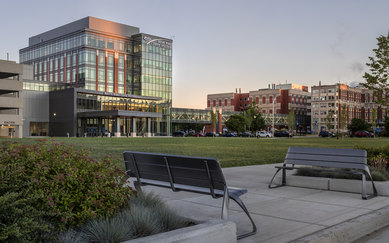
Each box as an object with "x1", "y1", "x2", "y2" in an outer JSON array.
[
  {"x1": 207, "y1": 84, "x2": 310, "y2": 130},
  {"x1": 206, "y1": 88, "x2": 250, "y2": 112},
  {"x1": 311, "y1": 82, "x2": 386, "y2": 134}
]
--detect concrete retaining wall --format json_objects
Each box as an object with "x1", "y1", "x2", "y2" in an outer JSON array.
[{"x1": 124, "y1": 220, "x2": 237, "y2": 243}]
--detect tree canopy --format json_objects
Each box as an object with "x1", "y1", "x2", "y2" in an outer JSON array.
[
  {"x1": 348, "y1": 118, "x2": 369, "y2": 134},
  {"x1": 362, "y1": 32, "x2": 389, "y2": 108},
  {"x1": 243, "y1": 102, "x2": 266, "y2": 132},
  {"x1": 287, "y1": 107, "x2": 295, "y2": 130},
  {"x1": 325, "y1": 110, "x2": 334, "y2": 130},
  {"x1": 225, "y1": 114, "x2": 247, "y2": 133}
]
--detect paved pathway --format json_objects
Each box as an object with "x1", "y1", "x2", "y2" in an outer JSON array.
[{"x1": 134, "y1": 164, "x2": 389, "y2": 242}]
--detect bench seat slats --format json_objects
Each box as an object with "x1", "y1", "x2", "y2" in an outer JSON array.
[
  {"x1": 288, "y1": 147, "x2": 366, "y2": 157},
  {"x1": 128, "y1": 162, "x2": 225, "y2": 182},
  {"x1": 286, "y1": 153, "x2": 366, "y2": 164},
  {"x1": 128, "y1": 152, "x2": 220, "y2": 169},
  {"x1": 128, "y1": 171, "x2": 226, "y2": 190},
  {"x1": 284, "y1": 159, "x2": 368, "y2": 170}
]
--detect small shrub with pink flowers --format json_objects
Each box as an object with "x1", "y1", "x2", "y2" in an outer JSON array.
[{"x1": 0, "y1": 140, "x2": 132, "y2": 242}]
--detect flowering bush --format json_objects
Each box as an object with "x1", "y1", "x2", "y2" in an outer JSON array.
[{"x1": 0, "y1": 140, "x2": 132, "y2": 241}]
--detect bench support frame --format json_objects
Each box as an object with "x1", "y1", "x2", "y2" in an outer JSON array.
[
  {"x1": 125, "y1": 152, "x2": 257, "y2": 239},
  {"x1": 269, "y1": 164, "x2": 378, "y2": 200}
]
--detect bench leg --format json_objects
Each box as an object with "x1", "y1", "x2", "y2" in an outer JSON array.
[
  {"x1": 361, "y1": 172, "x2": 378, "y2": 200},
  {"x1": 134, "y1": 181, "x2": 143, "y2": 192},
  {"x1": 221, "y1": 189, "x2": 229, "y2": 220},
  {"x1": 269, "y1": 167, "x2": 287, "y2": 189},
  {"x1": 229, "y1": 194, "x2": 257, "y2": 240}
]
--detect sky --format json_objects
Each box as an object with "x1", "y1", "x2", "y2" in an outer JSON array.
[{"x1": 1, "y1": 0, "x2": 389, "y2": 109}]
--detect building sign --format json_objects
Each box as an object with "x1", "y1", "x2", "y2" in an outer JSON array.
[
  {"x1": 142, "y1": 36, "x2": 172, "y2": 49},
  {"x1": 0, "y1": 121, "x2": 16, "y2": 125}
]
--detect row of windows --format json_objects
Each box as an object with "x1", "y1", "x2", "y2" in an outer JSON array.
[
  {"x1": 142, "y1": 59, "x2": 172, "y2": 71},
  {"x1": 77, "y1": 94, "x2": 161, "y2": 113},
  {"x1": 312, "y1": 88, "x2": 336, "y2": 94},
  {"x1": 21, "y1": 32, "x2": 130, "y2": 63}
]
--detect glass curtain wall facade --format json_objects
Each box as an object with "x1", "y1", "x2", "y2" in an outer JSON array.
[
  {"x1": 77, "y1": 92, "x2": 162, "y2": 137},
  {"x1": 130, "y1": 34, "x2": 172, "y2": 135},
  {"x1": 19, "y1": 19, "x2": 173, "y2": 136}
]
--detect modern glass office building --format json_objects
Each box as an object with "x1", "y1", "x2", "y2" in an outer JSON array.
[{"x1": 19, "y1": 16, "x2": 172, "y2": 136}]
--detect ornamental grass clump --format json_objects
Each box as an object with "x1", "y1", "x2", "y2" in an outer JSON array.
[
  {"x1": 58, "y1": 192, "x2": 193, "y2": 242},
  {"x1": 0, "y1": 140, "x2": 132, "y2": 242}
]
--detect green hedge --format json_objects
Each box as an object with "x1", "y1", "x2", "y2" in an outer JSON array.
[{"x1": 0, "y1": 140, "x2": 132, "y2": 241}]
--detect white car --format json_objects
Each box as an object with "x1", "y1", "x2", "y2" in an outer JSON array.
[{"x1": 256, "y1": 131, "x2": 272, "y2": 138}]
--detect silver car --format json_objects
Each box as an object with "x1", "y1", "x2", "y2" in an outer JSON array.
[{"x1": 256, "y1": 131, "x2": 272, "y2": 138}]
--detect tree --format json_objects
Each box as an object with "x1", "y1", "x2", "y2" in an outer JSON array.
[
  {"x1": 339, "y1": 104, "x2": 348, "y2": 132},
  {"x1": 362, "y1": 32, "x2": 389, "y2": 109},
  {"x1": 251, "y1": 114, "x2": 266, "y2": 132},
  {"x1": 325, "y1": 110, "x2": 334, "y2": 131},
  {"x1": 210, "y1": 110, "x2": 217, "y2": 132},
  {"x1": 384, "y1": 117, "x2": 389, "y2": 136},
  {"x1": 372, "y1": 108, "x2": 377, "y2": 135},
  {"x1": 243, "y1": 102, "x2": 266, "y2": 132},
  {"x1": 225, "y1": 115, "x2": 247, "y2": 133},
  {"x1": 287, "y1": 107, "x2": 295, "y2": 131},
  {"x1": 348, "y1": 118, "x2": 369, "y2": 135}
]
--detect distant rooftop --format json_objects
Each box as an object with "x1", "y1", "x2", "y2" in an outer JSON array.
[{"x1": 29, "y1": 16, "x2": 140, "y2": 46}]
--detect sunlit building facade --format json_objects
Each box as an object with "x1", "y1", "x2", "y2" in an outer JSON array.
[{"x1": 19, "y1": 16, "x2": 172, "y2": 136}]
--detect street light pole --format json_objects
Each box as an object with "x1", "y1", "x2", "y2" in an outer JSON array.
[{"x1": 272, "y1": 95, "x2": 277, "y2": 134}]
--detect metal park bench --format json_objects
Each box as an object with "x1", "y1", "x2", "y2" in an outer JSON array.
[
  {"x1": 123, "y1": 151, "x2": 257, "y2": 239},
  {"x1": 268, "y1": 147, "x2": 378, "y2": 200}
]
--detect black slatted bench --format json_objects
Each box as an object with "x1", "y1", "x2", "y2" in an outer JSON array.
[
  {"x1": 268, "y1": 147, "x2": 377, "y2": 200},
  {"x1": 123, "y1": 151, "x2": 257, "y2": 239}
]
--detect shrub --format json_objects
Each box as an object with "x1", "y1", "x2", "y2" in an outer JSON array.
[{"x1": 0, "y1": 140, "x2": 132, "y2": 241}]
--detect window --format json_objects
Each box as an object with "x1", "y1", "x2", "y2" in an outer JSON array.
[{"x1": 107, "y1": 54, "x2": 114, "y2": 67}]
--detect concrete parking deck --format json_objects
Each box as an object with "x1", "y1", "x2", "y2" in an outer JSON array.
[{"x1": 138, "y1": 164, "x2": 389, "y2": 243}]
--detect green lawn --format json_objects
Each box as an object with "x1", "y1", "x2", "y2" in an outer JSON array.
[{"x1": 1, "y1": 136, "x2": 388, "y2": 168}]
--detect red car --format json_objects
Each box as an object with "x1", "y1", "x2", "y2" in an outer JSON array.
[{"x1": 355, "y1": 131, "x2": 374, "y2": 137}]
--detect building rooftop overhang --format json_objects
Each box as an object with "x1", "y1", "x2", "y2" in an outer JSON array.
[
  {"x1": 74, "y1": 88, "x2": 162, "y2": 101},
  {"x1": 28, "y1": 16, "x2": 140, "y2": 46}
]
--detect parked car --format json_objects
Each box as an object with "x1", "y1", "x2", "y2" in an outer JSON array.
[
  {"x1": 239, "y1": 132, "x2": 255, "y2": 137},
  {"x1": 223, "y1": 132, "x2": 237, "y2": 137},
  {"x1": 256, "y1": 131, "x2": 272, "y2": 138},
  {"x1": 194, "y1": 132, "x2": 205, "y2": 137},
  {"x1": 274, "y1": 130, "x2": 291, "y2": 137},
  {"x1": 355, "y1": 131, "x2": 374, "y2": 137},
  {"x1": 205, "y1": 132, "x2": 219, "y2": 137},
  {"x1": 172, "y1": 131, "x2": 186, "y2": 137},
  {"x1": 318, "y1": 131, "x2": 336, "y2": 137}
]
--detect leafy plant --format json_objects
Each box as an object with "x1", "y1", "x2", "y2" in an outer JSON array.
[{"x1": 0, "y1": 140, "x2": 132, "y2": 241}]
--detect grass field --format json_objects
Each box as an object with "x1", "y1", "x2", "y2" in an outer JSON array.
[{"x1": 2, "y1": 136, "x2": 388, "y2": 169}]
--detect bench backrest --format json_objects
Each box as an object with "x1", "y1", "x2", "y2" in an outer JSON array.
[
  {"x1": 285, "y1": 147, "x2": 368, "y2": 170},
  {"x1": 123, "y1": 151, "x2": 227, "y2": 193}
]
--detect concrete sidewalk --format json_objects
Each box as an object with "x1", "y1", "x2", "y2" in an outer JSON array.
[{"x1": 139, "y1": 164, "x2": 389, "y2": 242}]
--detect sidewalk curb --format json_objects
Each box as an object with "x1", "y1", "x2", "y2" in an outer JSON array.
[{"x1": 291, "y1": 206, "x2": 389, "y2": 243}]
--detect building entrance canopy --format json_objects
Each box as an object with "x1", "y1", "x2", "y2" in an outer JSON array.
[{"x1": 78, "y1": 110, "x2": 162, "y2": 119}]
